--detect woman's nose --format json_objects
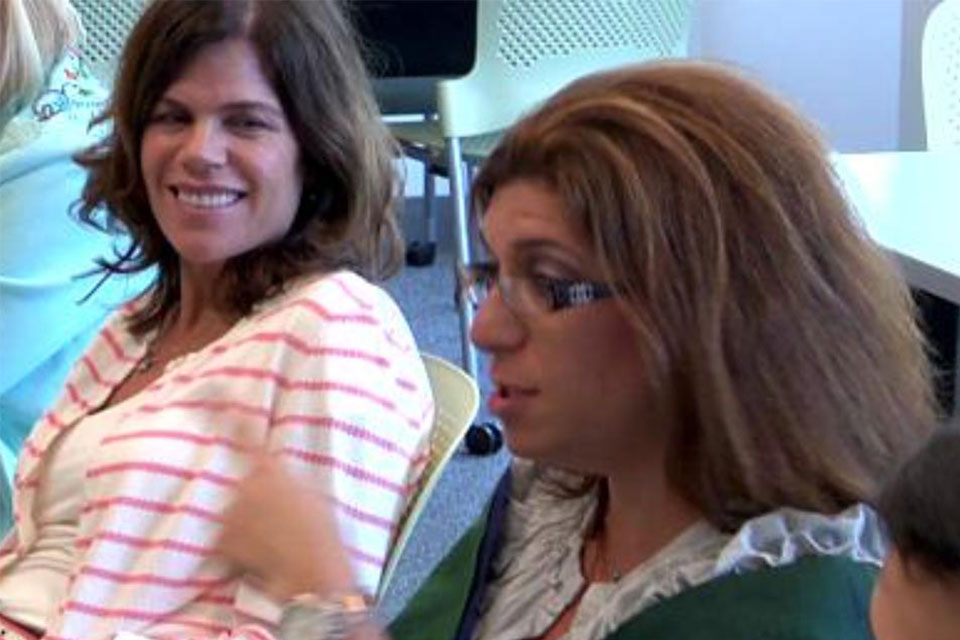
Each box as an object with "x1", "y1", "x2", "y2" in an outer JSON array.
[
  {"x1": 181, "y1": 121, "x2": 226, "y2": 171},
  {"x1": 469, "y1": 288, "x2": 527, "y2": 354}
]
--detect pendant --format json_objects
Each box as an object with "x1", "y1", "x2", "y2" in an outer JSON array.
[{"x1": 136, "y1": 353, "x2": 156, "y2": 372}]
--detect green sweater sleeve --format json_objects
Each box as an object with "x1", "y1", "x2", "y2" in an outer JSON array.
[{"x1": 388, "y1": 517, "x2": 487, "y2": 640}]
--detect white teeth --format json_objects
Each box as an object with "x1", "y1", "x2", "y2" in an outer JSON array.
[{"x1": 176, "y1": 189, "x2": 241, "y2": 209}]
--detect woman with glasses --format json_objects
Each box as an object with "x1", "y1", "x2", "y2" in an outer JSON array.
[{"x1": 217, "y1": 62, "x2": 936, "y2": 640}]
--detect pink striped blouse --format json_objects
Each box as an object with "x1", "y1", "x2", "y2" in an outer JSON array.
[{"x1": 0, "y1": 270, "x2": 434, "y2": 639}]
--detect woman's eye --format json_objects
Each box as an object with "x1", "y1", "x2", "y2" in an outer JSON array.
[
  {"x1": 470, "y1": 265, "x2": 498, "y2": 291},
  {"x1": 228, "y1": 116, "x2": 270, "y2": 131},
  {"x1": 149, "y1": 111, "x2": 187, "y2": 125},
  {"x1": 529, "y1": 274, "x2": 561, "y2": 297}
]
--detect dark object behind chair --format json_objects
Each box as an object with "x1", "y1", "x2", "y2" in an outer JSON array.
[
  {"x1": 352, "y1": 0, "x2": 478, "y2": 266},
  {"x1": 913, "y1": 289, "x2": 959, "y2": 418},
  {"x1": 352, "y1": 0, "x2": 477, "y2": 115}
]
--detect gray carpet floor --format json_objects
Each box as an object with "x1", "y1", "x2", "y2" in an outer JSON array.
[{"x1": 379, "y1": 218, "x2": 510, "y2": 620}]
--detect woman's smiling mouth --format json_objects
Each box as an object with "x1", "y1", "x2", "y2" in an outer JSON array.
[{"x1": 172, "y1": 185, "x2": 246, "y2": 209}]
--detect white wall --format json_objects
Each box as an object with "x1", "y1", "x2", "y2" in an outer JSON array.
[
  {"x1": 403, "y1": 0, "x2": 938, "y2": 196},
  {"x1": 692, "y1": 0, "x2": 905, "y2": 152}
]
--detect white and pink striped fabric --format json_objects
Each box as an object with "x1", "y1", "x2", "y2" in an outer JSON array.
[{"x1": 0, "y1": 270, "x2": 434, "y2": 639}]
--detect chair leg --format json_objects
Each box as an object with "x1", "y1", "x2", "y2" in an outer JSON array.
[
  {"x1": 447, "y1": 142, "x2": 503, "y2": 456},
  {"x1": 405, "y1": 157, "x2": 437, "y2": 267},
  {"x1": 425, "y1": 164, "x2": 437, "y2": 245},
  {"x1": 445, "y1": 137, "x2": 479, "y2": 380}
]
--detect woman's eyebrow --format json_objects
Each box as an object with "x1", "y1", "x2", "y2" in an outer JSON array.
[
  {"x1": 479, "y1": 238, "x2": 586, "y2": 276},
  {"x1": 154, "y1": 96, "x2": 285, "y2": 119},
  {"x1": 220, "y1": 101, "x2": 286, "y2": 118},
  {"x1": 511, "y1": 237, "x2": 570, "y2": 254},
  {"x1": 509, "y1": 238, "x2": 584, "y2": 269}
]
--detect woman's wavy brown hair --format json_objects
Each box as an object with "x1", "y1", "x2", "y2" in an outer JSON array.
[
  {"x1": 75, "y1": 0, "x2": 402, "y2": 336},
  {"x1": 473, "y1": 61, "x2": 937, "y2": 531}
]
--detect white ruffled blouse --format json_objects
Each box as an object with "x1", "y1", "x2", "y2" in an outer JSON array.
[{"x1": 473, "y1": 459, "x2": 885, "y2": 640}]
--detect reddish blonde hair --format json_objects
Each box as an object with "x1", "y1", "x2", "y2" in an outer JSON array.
[{"x1": 474, "y1": 62, "x2": 936, "y2": 530}]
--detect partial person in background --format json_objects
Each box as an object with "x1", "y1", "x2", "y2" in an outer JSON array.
[
  {"x1": 218, "y1": 62, "x2": 937, "y2": 640},
  {"x1": 0, "y1": 1, "x2": 434, "y2": 638},
  {"x1": 871, "y1": 425, "x2": 960, "y2": 640},
  {"x1": 0, "y1": 0, "x2": 149, "y2": 532}
]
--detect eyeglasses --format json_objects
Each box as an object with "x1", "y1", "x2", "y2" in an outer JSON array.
[{"x1": 460, "y1": 261, "x2": 614, "y2": 317}]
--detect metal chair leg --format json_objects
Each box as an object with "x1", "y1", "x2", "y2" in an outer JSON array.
[
  {"x1": 424, "y1": 163, "x2": 437, "y2": 245},
  {"x1": 445, "y1": 136, "x2": 478, "y2": 380},
  {"x1": 446, "y1": 138, "x2": 504, "y2": 456},
  {"x1": 405, "y1": 159, "x2": 438, "y2": 267}
]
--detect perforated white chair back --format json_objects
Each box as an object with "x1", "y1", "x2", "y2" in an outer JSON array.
[
  {"x1": 376, "y1": 353, "x2": 479, "y2": 599},
  {"x1": 437, "y1": 0, "x2": 694, "y2": 139},
  {"x1": 922, "y1": 0, "x2": 960, "y2": 149},
  {"x1": 72, "y1": 0, "x2": 147, "y2": 84}
]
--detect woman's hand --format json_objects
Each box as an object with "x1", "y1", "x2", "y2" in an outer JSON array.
[{"x1": 216, "y1": 454, "x2": 356, "y2": 600}]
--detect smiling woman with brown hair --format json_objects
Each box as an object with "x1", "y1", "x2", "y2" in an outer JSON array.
[
  {"x1": 218, "y1": 61, "x2": 936, "y2": 640},
  {"x1": 0, "y1": 1, "x2": 433, "y2": 638}
]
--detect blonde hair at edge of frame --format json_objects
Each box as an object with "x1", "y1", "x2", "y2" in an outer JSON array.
[
  {"x1": 471, "y1": 61, "x2": 937, "y2": 532},
  {"x1": 0, "y1": 0, "x2": 81, "y2": 129}
]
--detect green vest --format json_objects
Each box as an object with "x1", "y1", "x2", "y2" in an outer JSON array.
[{"x1": 391, "y1": 499, "x2": 877, "y2": 640}]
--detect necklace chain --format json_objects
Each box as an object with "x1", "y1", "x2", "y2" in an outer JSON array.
[
  {"x1": 136, "y1": 355, "x2": 156, "y2": 372},
  {"x1": 136, "y1": 348, "x2": 158, "y2": 372},
  {"x1": 134, "y1": 315, "x2": 239, "y2": 375},
  {"x1": 587, "y1": 531, "x2": 622, "y2": 583},
  {"x1": 136, "y1": 340, "x2": 193, "y2": 374}
]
